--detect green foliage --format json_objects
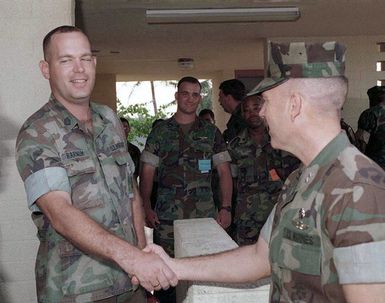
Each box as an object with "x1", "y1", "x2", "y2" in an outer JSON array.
[
  {"x1": 198, "y1": 80, "x2": 213, "y2": 112},
  {"x1": 117, "y1": 99, "x2": 167, "y2": 145}
]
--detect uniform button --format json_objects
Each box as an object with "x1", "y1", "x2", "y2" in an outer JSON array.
[{"x1": 305, "y1": 173, "x2": 312, "y2": 183}]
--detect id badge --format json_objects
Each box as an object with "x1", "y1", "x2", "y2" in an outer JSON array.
[{"x1": 198, "y1": 159, "x2": 211, "y2": 173}]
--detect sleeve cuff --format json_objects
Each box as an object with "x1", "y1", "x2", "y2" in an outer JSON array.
[
  {"x1": 213, "y1": 151, "x2": 231, "y2": 167},
  {"x1": 24, "y1": 167, "x2": 70, "y2": 212},
  {"x1": 334, "y1": 240, "x2": 385, "y2": 284},
  {"x1": 140, "y1": 150, "x2": 159, "y2": 168}
]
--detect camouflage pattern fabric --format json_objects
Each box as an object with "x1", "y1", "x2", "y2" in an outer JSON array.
[
  {"x1": 153, "y1": 221, "x2": 175, "y2": 257},
  {"x1": 16, "y1": 96, "x2": 138, "y2": 303},
  {"x1": 268, "y1": 132, "x2": 385, "y2": 302},
  {"x1": 141, "y1": 116, "x2": 230, "y2": 255},
  {"x1": 356, "y1": 101, "x2": 385, "y2": 170},
  {"x1": 248, "y1": 41, "x2": 346, "y2": 96},
  {"x1": 228, "y1": 129, "x2": 299, "y2": 246},
  {"x1": 223, "y1": 104, "x2": 248, "y2": 144}
]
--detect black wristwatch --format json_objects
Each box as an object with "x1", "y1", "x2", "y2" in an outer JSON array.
[{"x1": 219, "y1": 206, "x2": 231, "y2": 212}]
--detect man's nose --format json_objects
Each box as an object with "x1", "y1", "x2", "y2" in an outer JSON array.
[{"x1": 73, "y1": 59, "x2": 85, "y2": 72}]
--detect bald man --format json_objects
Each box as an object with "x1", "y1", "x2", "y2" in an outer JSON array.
[{"x1": 141, "y1": 42, "x2": 385, "y2": 303}]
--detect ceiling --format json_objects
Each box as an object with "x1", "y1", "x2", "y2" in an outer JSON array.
[{"x1": 76, "y1": 0, "x2": 385, "y2": 78}]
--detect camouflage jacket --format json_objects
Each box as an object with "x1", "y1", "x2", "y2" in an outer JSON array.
[
  {"x1": 141, "y1": 116, "x2": 231, "y2": 221},
  {"x1": 357, "y1": 101, "x2": 385, "y2": 170},
  {"x1": 264, "y1": 132, "x2": 385, "y2": 302},
  {"x1": 228, "y1": 129, "x2": 299, "y2": 242},
  {"x1": 223, "y1": 104, "x2": 248, "y2": 144},
  {"x1": 16, "y1": 96, "x2": 137, "y2": 303}
]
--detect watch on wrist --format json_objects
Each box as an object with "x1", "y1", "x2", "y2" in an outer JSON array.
[{"x1": 219, "y1": 206, "x2": 232, "y2": 212}]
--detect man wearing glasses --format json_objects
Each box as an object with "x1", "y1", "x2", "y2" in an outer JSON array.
[{"x1": 140, "y1": 76, "x2": 232, "y2": 303}]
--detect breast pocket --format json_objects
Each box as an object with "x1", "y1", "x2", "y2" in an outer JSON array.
[
  {"x1": 65, "y1": 157, "x2": 96, "y2": 176},
  {"x1": 106, "y1": 150, "x2": 133, "y2": 191},
  {"x1": 277, "y1": 226, "x2": 321, "y2": 276},
  {"x1": 64, "y1": 157, "x2": 103, "y2": 210}
]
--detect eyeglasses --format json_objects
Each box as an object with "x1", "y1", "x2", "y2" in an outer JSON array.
[{"x1": 178, "y1": 91, "x2": 201, "y2": 99}]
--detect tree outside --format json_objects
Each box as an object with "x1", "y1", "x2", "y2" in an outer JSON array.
[{"x1": 117, "y1": 80, "x2": 212, "y2": 146}]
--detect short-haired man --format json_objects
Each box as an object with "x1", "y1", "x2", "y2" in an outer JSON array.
[
  {"x1": 143, "y1": 42, "x2": 385, "y2": 302},
  {"x1": 140, "y1": 76, "x2": 232, "y2": 254},
  {"x1": 15, "y1": 25, "x2": 176, "y2": 303},
  {"x1": 356, "y1": 85, "x2": 385, "y2": 170},
  {"x1": 140, "y1": 76, "x2": 233, "y2": 302},
  {"x1": 218, "y1": 79, "x2": 248, "y2": 143},
  {"x1": 228, "y1": 94, "x2": 299, "y2": 245}
]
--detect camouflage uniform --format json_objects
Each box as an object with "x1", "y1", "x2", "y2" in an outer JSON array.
[
  {"x1": 249, "y1": 41, "x2": 385, "y2": 302},
  {"x1": 223, "y1": 104, "x2": 248, "y2": 144},
  {"x1": 16, "y1": 96, "x2": 142, "y2": 303},
  {"x1": 260, "y1": 132, "x2": 385, "y2": 302},
  {"x1": 228, "y1": 129, "x2": 299, "y2": 246},
  {"x1": 356, "y1": 100, "x2": 385, "y2": 170},
  {"x1": 141, "y1": 116, "x2": 231, "y2": 256}
]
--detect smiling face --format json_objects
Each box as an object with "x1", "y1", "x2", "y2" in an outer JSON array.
[
  {"x1": 39, "y1": 31, "x2": 96, "y2": 107},
  {"x1": 175, "y1": 81, "x2": 202, "y2": 116}
]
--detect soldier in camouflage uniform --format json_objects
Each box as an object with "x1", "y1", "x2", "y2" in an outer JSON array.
[
  {"x1": 218, "y1": 79, "x2": 248, "y2": 144},
  {"x1": 228, "y1": 95, "x2": 299, "y2": 246},
  {"x1": 356, "y1": 86, "x2": 385, "y2": 170},
  {"x1": 140, "y1": 77, "x2": 232, "y2": 257},
  {"x1": 140, "y1": 76, "x2": 232, "y2": 303},
  {"x1": 15, "y1": 26, "x2": 177, "y2": 303},
  {"x1": 145, "y1": 41, "x2": 385, "y2": 302}
]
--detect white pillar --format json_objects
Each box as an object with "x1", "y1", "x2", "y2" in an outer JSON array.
[{"x1": 0, "y1": 1, "x2": 74, "y2": 302}]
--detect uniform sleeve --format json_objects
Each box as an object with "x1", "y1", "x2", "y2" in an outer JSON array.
[
  {"x1": 357, "y1": 109, "x2": 377, "y2": 144},
  {"x1": 212, "y1": 127, "x2": 231, "y2": 167},
  {"x1": 15, "y1": 126, "x2": 70, "y2": 212},
  {"x1": 328, "y1": 182, "x2": 385, "y2": 284},
  {"x1": 140, "y1": 128, "x2": 160, "y2": 167}
]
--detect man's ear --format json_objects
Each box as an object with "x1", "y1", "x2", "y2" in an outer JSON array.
[
  {"x1": 39, "y1": 60, "x2": 50, "y2": 80},
  {"x1": 289, "y1": 92, "x2": 302, "y2": 122}
]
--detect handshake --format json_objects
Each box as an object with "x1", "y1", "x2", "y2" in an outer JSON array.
[{"x1": 128, "y1": 244, "x2": 180, "y2": 292}]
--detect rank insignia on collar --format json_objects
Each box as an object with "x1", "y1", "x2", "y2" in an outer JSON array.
[{"x1": 292, "y1": 208, "x2": 309, "y2": 230}]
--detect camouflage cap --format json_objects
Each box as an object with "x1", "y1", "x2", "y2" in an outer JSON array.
[{"x1": 248, "y1": 41, "x2": 346, "y2": 96}]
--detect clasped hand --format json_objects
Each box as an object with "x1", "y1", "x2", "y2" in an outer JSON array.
[{"x1": 130, "y1": 245, "x2": 177, "y2": 292}]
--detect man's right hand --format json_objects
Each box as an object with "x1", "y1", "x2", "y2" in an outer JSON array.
[
  {"x1": 145, "y1": 208, "x2": 160, "y2": 228},
  {"x1": 125, "y1": 250, "x2": 178, "y2": 292}
]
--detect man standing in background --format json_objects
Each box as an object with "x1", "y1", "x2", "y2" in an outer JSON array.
[
  {"x1": 140, "y1": 76, "x2": 232, "y2": 302},
  {"x1": 228, "y1": 94, "x2": 299, "y2": 245},
  {"x1": 356, "y1": 85, "x2": 385, "y2": 170},
  {"x1": 218, "y1": 79, "x2": 248, "y2": 143}
]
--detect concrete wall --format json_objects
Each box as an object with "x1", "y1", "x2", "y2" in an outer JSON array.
[
  {"x1": 92, "y1": 73, "x2": 117, "y2": 111},
  {"x1": 0, "y1": 1, "x2": 74, "y2": 302}
]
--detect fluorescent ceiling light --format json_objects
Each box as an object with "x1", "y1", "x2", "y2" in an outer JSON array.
[{"x1": 146, "y1": 7, "x2": 300, "y2": 24}]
